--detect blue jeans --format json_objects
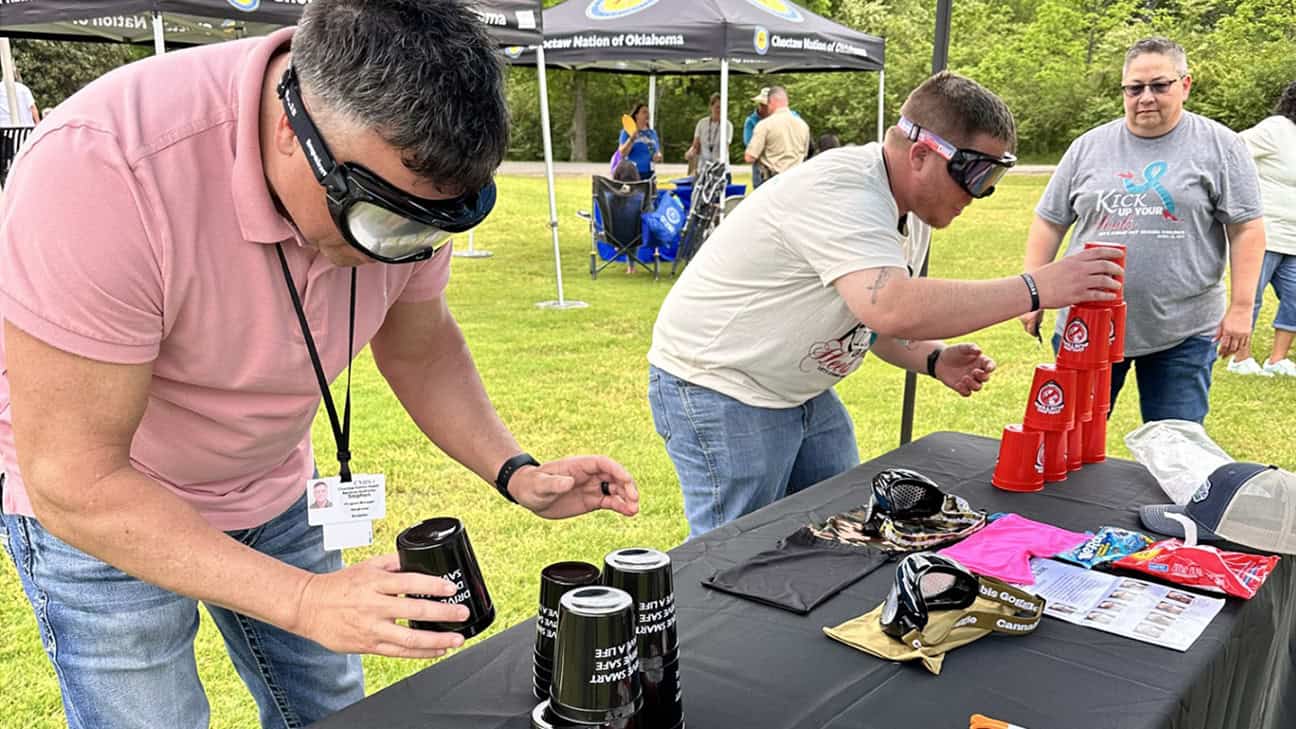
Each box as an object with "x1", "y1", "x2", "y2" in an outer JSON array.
[
  {"x1": 1251, "y1": 251, "x2": 1296, "y2": 332},
  {"x1": 0, "y1": 494, "x2": 362, "y2": 729},
  {"x1": 1053, "y1": 333, "x2": 1218, "y2": 423},
  {"x1": 648, "y1": 366, "x2": 859, "y2": 538}
]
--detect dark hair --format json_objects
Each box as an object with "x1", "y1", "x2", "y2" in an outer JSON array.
[
  {"x1": 630, "y1": 103, "x2": 649, "y2": 119},
  {"x1": 709, "y1": 93, "x2": 721, "y2": 105},
  {"x1": 897, "y1": 71, "x2": 1016, "y2": 151},
  {"x1": 1276, "y1": 80, "x2": 1296, "y2": 124},
  {"x1": 817, "y1": 133, "x2": 841, "y2": 152},
  {"x1": 293, "y1": 0, "x2": 509, "y2": 192},
  {"x1": 612, "y1": 160, "x2": 641, "y2": 182}
]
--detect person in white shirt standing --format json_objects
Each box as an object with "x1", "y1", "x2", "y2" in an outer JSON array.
[
  {"x1": 647, "y1": 72, "x2": 1123, "y2": 539},
  {"x1": 0, "y1": 73, "x2": 39, "y2": 127},
  {"x1": 685, "y1": 93, "x2": 734, "y2": 170},
  {"x1": 1229, "y1": 81, "x2": 1296, "y2": 376},
  {"x1": 1, "y1": 72, "x2": 40, "y2": 181}
]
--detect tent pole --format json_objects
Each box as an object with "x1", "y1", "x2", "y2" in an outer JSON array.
[
  {"x1": 152, "y1": 12, "x2": 166, "y2": 55},
  {"x1": 900, "y1": 0, "x2": 953, "y2": 447},
  {"x1": 648, "y1": 74, "x2": 657, "y2": 129},
  {"x1": 454, "y1": 228, "x2": 493, "y2": 258},
  {"x1": 876, "y1": 70, "x2": 885, "y2": 143},
  {"x1": 718, "y1": 59, "x2": 729, "y2": 175},
  {"x1": 534, "y1": 44, "x2": 587, "y2": 310},
  {"x1": 1, "y1": 39, "x2": 18, "y2": 126}
]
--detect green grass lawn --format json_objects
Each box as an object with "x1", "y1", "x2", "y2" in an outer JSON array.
[{"x1": 2, "y1": 172, "x2": 1294, "y2": 727}]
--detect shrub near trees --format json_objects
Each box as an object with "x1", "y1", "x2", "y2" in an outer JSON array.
[{"x1": 508, "y1": 0, "x2": 1296, "y2": 163}]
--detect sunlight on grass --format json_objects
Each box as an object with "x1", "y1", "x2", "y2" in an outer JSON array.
[{"x1": 2, "y1": 172, "x2": 1293, "y2": 728}]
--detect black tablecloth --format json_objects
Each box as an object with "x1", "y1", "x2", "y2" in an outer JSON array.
[{"x1": 310, "y1": 432, "x2": 1296, "y2": 729}]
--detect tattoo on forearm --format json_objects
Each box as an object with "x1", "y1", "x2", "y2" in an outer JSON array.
[{"x1": 867, "y1": 269, "x2": 891, "y2": 305}]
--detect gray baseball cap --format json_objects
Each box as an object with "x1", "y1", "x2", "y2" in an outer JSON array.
[{"x1": 1139, "y1": 462, "x2": 1296, "y2": 554}]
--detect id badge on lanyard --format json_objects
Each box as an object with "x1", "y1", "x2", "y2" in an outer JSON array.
[{"x1": 277, "y1": 243, "x2": 385, "y2": 549}]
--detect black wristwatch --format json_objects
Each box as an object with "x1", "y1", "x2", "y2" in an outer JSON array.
[
  {"x1": 926, "y1": 347, "x2": 944, "y2": 379},
  {"x1": 494, "y1": 453, "x2": 539, "y2": 504}
]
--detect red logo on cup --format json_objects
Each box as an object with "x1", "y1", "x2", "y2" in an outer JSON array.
[
  {"x1": 1035, "y1": 443, "x2": 1045, "y2": 474},
  {"x1": 1109, "y1": 318, "x2": 1116, "y2": 345},
  {"x1": 1034, "y1": 380, "x2": 1065, "y2": 415},
  {"x1": 1062, "y1": 319, "x2": 1090, "y2": 353}
]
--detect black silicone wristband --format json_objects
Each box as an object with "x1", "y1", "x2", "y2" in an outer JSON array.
[
  {"x1": 1021, "y1": 272, "x2": 1041, "y2": 312},
  {"x1": 926, "y1": 347, "x2": 944, "y2": 378},
  {"x1": 494, "y1": 453, "x2": 539, "y2": 504}
]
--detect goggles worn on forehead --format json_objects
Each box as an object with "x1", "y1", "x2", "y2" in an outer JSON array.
[
  {"x1": 898, "y1": 116, "x2": 1016, "y2": 199},
  {"x1": 880, "y1": 552, "x2": 1044, "y2": 646},
  {"x1": 277, "y1": 66, "x2": 496, "y2": 263}
]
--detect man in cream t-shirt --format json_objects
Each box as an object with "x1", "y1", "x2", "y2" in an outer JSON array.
[{"x1": 649, "y1": 72, "x2": 1125, "y2": 538}]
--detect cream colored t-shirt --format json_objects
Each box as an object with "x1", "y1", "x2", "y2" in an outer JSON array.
[
  {"x1": 1240, "y1": 115, "x2": 1296, "y2": 256},
  {"x1": 649, "y1": 143, "x2": 931, "y2": 408}
]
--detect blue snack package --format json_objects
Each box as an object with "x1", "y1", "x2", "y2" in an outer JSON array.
[{"x1": 1057, "y1": 527, "x2": 1155, "y2": 569}]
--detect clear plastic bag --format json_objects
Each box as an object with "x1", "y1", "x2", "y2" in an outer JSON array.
[{"x1": 1124, "y1": 419, "x2": 1233, "y2": 505}]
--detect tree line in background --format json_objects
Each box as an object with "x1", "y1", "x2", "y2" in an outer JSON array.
[
  {"x1": 508, "y1": 0, "x2": 1296, "y2": 164},
  {"x1": 10, "y1": 0, "x2": 1294, "y2": 164}
]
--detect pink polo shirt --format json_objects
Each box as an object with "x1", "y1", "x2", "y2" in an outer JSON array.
[{"x1": 0, "y1": 28, "x2": 451, "y2": 530}]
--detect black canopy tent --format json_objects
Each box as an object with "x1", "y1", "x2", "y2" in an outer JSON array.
[
  {"x1": 0, "y1": 1, "x2": 584, "y2": 308},
  {"x1": 0, "y1": 1, "x2": 541, "y2": 47},
  {"x1": 510, "y1": 0, "x2": 886, "y2": 156}
]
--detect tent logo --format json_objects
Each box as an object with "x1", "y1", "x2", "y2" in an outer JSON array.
[
  {"x1": 503, "y1": 46, "x2": 525, "y2": 59},
  {"x1": 746, "y1": 0, "x2": 804, "y2": 23},
  {"x1": 586, "y1": 0, "x2": 659, "y2": 20},
  {"x1": 227, "y1": 0, "x2": 260, "y2": 11},
  {"x1": 753, "y1": 26, "x2": 770, "y2": 55}
]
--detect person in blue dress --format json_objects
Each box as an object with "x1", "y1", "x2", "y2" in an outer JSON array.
[{"x1": 617, "y1": 103, "x2": 662, "y2": 179}]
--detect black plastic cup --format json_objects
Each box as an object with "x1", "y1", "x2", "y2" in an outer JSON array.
[
  {"x1": 639, "y1": 653, "x2": 685, "y2": 729},
  {"x1": 396, "y1": 517, "x2": 495, "y2": 639},
  {"x1": 530, "y1": 700, "x2": 637, "y2": 729},
  {"x1": 550, "y1": 586, "x2": 642, "y2": 724},
  {"x1": 602, "y1": 548, "x2": 679, "y2": 661},
  {"x1": 535, "y1": 561, "x2": 601, "y2": 698}
]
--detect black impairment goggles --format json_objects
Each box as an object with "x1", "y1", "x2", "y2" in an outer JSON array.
[
  {"x1": 898, "y1": 116, "x2": 1016, "y2": 199},
  {"x1": 871, "y1": 468, "x2": 947, "y2": 520},
  {"x1": 879, "y1": 552, "x2": 980, "y2": 639},
  {"x1": 276, "y1": 67, "x2": 495, "y2": 263}
]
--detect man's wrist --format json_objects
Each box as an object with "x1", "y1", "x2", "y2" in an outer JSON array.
[
  {"x1": 926, "y1": 346, "x2": 945, "y2": 378},
  {"x1": 493, "y1": 453, "x2": 539, "y2": 504},
  {"x1": 1020, "y1": 272, "x2": 1041, "y2": 312}
]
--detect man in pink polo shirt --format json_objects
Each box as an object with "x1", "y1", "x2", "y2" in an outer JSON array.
[{"x1": 0, "y1": 1, "x2": 639, "y2": 727}]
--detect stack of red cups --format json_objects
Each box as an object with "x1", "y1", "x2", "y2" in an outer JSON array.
[
  {"x1": 1075, "y1": 242, "x2": 1126, "y2": 464},
  {"x1": 993, "y1": 242, "x2": 1126, "y2": 492}
]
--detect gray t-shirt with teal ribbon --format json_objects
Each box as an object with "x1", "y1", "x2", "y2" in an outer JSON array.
[{"x1": 1037, "y1": 112, "x2": 1262, "y2": 357}]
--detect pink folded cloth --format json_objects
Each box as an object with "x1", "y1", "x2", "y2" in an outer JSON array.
[{"x1": 939, "y1": 514, "x2": 1089, "y2": 585}]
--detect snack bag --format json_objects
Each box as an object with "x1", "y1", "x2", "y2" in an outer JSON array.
[
  {"x1": 1114, "y1": 539, "x2": 1279, "y2": 599},
  {"x1": 1057, "y1": 527, "x2": 1154, "y2": 569}
]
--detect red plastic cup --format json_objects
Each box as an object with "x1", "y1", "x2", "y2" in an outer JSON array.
[
  {"x1": 1061, "y1": 366, "x2": 1095, "y2": 424},
  {"x1": 1109, "y1": 301, "x2": 1127, "y2": 364},
  {"x1": 1082, "y1": 413, "x2": 1108, "y2": 464},
  {"x1": 992, "y1": 424, "x2": 1045, "y2": 493},
  {"x1": 1094, "y1": 365, "x2": 1112, "y2": 414},
  {"x1": 1057, "y1": 305, "x2": 1112, "y2": 369},
  {"x1": 1030, "y1": 427, "x2": 1068, "y2": 482},
  {"x1": 1083, "y1": 241, "x2": 1126, "y2": 305},
  {"x1": 1023, "y1": 364, "x2": 1077, "y2": 432},
  {"x1": 1067, "y1": 424, "x2": 1083, "y2": 472}
]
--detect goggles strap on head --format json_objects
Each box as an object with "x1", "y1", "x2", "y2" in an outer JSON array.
[{"x1": 277, "y1": 66, "x2": 348, "y2": 199}]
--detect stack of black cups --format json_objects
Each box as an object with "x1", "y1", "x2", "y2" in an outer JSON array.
[
  {"x1": 603, "y1": 548, "x2": 684, "y2": 729},
  {"x1": 534, "y1": 562, "x2": 602, "y2": 701},
  {"x1": 534, "y1": 585, "x2": 642, "y2": 729}
]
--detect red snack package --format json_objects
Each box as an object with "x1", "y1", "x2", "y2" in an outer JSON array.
[{"x1": 1114, "y1": 539, "x2": 1279, "y2": 600}]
